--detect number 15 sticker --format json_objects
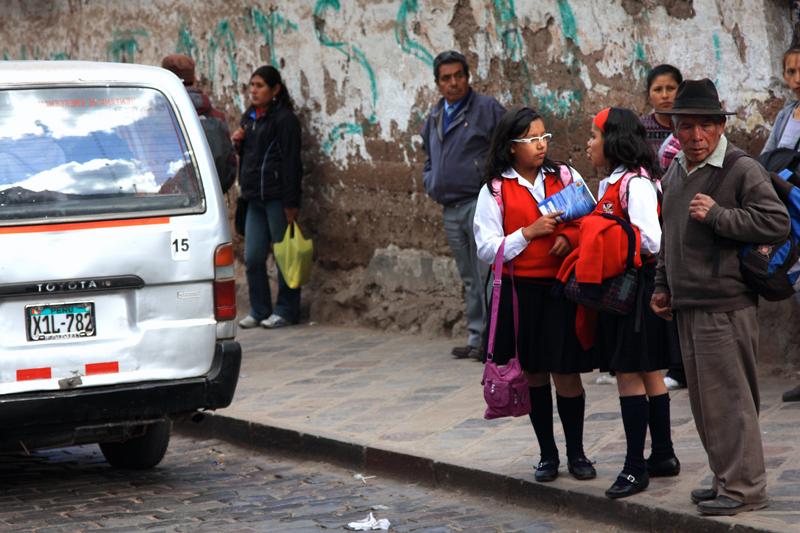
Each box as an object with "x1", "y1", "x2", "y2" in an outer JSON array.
[{"x1": 171, "y1": 230, "x2": 190, "y2": 261}]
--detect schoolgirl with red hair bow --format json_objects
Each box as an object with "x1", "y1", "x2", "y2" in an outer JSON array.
[{"x1": 586, "y1": 107, "x2": 680, "y2": 499}]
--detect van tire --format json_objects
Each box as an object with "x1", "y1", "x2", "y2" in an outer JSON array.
[{"x1": 99, "y1": 420, "x2": 171, "y2": 469}]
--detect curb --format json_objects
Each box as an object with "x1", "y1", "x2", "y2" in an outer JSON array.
[{"x1": 175, "y1": 413, "x2": 776, "y2": 533}]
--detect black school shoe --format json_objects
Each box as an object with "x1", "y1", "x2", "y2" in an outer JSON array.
[
  {"x1": 605, "y1": 472, "x2": 649, "y2": 499},
  {"x1": 647, "y1": 455, "x2": 680, "y2": 477},
  {"x1": 567, "y1": 456, "x2": 597, "y2": 480},
  {"x1": 534, "y1": 459, "x2": 559, "y2": 482}
]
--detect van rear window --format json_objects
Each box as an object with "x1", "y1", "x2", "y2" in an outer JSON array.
[{"x1": 0, "y1": 86, "x2": 202, "y2": 223}]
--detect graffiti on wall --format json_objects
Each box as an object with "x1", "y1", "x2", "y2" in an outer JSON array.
[{"x1": 0, "y1": 0, "x2": 792, "y2": 165}]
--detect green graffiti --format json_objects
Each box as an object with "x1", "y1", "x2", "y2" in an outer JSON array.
[
  {"x1": 207, "y1": 19, "x2": 242, "y2": 110},
  {"x1": 51, "y1": 52, "x2": 69, "y2": 60},
  {"x1": 314, "y1": 0, "x2": 378, "y2": 153},
  {"x1": 491, "y1": 2, "x2": 580, "y2": 118},
  {"x1": 107, "y1": 29, "x2": 148, "y2": 63},
  {"x1": 633, "y1": 42, "x2": 650, "y2": 79},
  {"x1": 322, "y1": 122, "x2": 363, "y2": 154},
  {"x1": 394, "y1": 0, "x2": 433, "y2": 66},
  {"x1": 249, "y1": 7, "x2": 298, "y2": 67},
  {"x1": 712, "y1": 32, "x2": 721, "y2": 85},
  {"x1": 557, "y1": 0, "x2": 578, "y2": 44},
  {"x1": 176, "y1": 23, "x2": 199, "y2": 59}
]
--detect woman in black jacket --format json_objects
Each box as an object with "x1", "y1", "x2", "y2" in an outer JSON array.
[{"x1": 234, "y1": 65, "x2": 303, "y2": 329}]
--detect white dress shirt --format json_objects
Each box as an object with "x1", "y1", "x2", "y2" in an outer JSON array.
[
  {"x1": 598, "y1": 166, "x2": 662, "y2": 254},
  {"x1": 474, "y1": 165, "x2": 584, "y2": 264}
]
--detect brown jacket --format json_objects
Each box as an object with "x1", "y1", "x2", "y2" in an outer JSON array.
[{"x1": 655, "y1": 139, "x2": 790, "y2": 311}]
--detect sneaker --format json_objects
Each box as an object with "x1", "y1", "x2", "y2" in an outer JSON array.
[
  {"x1": 261, "y1": 314, "x2": 290, "y2": 329},
  {"x1": 664, "y1": 376, "x2": 686, "y2": 390},
  {"x1": 594, "y1": 373, "x2": 617, "y2": 385},
  {"x1": 238, "y1": 315, "x2": 260, "y2": 329}
]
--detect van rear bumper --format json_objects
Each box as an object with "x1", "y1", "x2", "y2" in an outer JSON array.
[{"x1": 0, "y1": 340, "x2": 241, "y2": 430}]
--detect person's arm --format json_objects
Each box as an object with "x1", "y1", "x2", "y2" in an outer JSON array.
[
  {"x1": 626, "y1": 177, "x2": 661, "y2": 254},
  {"x1": 421, "y1": 115, "x2": 433, "y2": 192},
  {"x1": 702, "y1": 160, "x2": 790, "y2": 243},
  {"x1": 474, "y1": 185, "x2": 529, "y2": 264},
  {"x1": 278, "y1": 113, "x2": 303, "y2": 211},
  {"x1": 760, "y1": 104, "x2": 793, "y2": 155}
]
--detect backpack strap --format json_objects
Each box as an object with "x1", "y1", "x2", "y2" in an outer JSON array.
[
  {"x1": 490, "y1": 178, "x2": 504, "y2": 217},
  {"x1": 702, "y1": 149, "x2": 749, "y2": 277}
]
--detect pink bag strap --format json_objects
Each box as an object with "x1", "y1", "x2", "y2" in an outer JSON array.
[
  {"x1": 486, "y1": 239, "x2": 519, "y2": 362},
  {"x1": 619, "y1": 167, "x2": 652, "y2": 212}
]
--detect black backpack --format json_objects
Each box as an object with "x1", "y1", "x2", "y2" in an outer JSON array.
[{"x1": 200, "y1": 115, "x2": 236, "y2": 194}]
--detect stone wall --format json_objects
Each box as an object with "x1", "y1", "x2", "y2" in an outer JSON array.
[{"x1": 1, "y1": 0, "x2": 798, "y2": 364}]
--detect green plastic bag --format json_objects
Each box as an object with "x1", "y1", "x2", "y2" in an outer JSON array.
[{"x1": 273, "y1": 222, "x2": 313, "y2": 289}]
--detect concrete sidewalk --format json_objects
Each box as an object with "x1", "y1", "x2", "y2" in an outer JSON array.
[{"x1": 179, "y1": 323, "x2": 800, "y2": 532}]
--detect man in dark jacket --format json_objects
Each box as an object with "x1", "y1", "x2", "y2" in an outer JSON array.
[
  {"x1": 162, "y1": 54, "x2": 236, "y2": 193},
  {"x1": 421, "y1": 50, "x2": 505, "y2": 360},
  {"x1": 652, "y1": 79, "x2": 790, "y2": 516}
]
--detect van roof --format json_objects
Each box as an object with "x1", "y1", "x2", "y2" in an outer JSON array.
[{"x1": 0, "y1": 61, "x2": 181, "y2": 88}]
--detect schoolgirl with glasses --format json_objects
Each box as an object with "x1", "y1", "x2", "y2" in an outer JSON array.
[{"x1": 474, "y1": 107, "x2": 596, "y2": 483}]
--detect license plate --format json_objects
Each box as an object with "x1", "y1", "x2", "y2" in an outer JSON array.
[{"x1": 26, "y1": 302, "x2": 96, "y2": 342}]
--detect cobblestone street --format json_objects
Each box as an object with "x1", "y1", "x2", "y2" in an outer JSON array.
[{"x1": 0, "y1": 436, "x2": 634, "y2": 532}]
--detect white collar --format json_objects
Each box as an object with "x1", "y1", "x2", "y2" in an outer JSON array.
[
  {"x1": 501, "y1": 167, "x2": 546, "y2": 202},
  {"x1": 606, "y1": 165, "x2": 628, "y2": 184}
]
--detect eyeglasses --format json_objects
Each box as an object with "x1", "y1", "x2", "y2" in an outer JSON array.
[{"x1": 511, "y1": 133, "x2": 552, "y2": 144}]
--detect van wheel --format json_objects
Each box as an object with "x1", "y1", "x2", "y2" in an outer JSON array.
[{"x1": 99, "y1": 420, "x2": 171, "y2": 469}]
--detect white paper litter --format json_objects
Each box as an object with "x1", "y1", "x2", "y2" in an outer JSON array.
[
  {"x1": 353, "y1": 473, "x2": 376, "y2": 484},
  {"x1": 345, "y1": 512, "x2": 391, "y2": 531}
]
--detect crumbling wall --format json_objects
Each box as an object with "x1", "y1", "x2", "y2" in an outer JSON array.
[{"x1": 1, "y1": 0, "x2": 797, "y2": 364}]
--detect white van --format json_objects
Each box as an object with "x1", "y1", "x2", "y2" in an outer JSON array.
[{"x1": 0, "y1": 61, "x2": 241, "y2": 468}]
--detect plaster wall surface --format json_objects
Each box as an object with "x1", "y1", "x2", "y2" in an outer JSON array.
[{"x1": 0, "y1": 0, "x2": 797, "y2": 364}]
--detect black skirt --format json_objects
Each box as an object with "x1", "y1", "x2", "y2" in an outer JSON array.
[
  {"x1": 595, "y1": 263, "x2": 672, "y2": 373},
  {"x1": 485, "y1": 276, "x2": 595, "y2": 374}
]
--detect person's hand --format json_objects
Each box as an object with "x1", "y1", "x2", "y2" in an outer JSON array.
[
  {"x1": 231, "y1": 127, "x2": 245, "y2": 145},
  {"x1": 689, "y1": 193, "x2": 715, "y2": 222},
  {"x1": 522, "y1": 211, "x2": 562, "y2": 240},
  {"x1": 284, "y1": 207, "x2": 299, "y2": 225},
  {"x1": 549, "y1": 235, "x2": 572, "y2": 257},
  {"x1": 650, "y1": 292, "x2": 673, "y2": 321}
]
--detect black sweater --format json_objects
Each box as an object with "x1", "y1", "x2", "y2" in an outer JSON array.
[{"x1": 238, "y1": 101, "x2": 302, "y2": 207}]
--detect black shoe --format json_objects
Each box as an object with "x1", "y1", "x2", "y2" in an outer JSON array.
[
  {"x1": 690, "y1": 488, "x2": 717, "y2": 504},
  {"x1": 697, "y1": 495, "x2": 768, "y2": 516},
  {"x1": 567, "y1": 456, "x2": 597, "y2": 480},
  {"x1": 605, "y1": 472, "x2": 649, "y2": 499},
  {"x1": 534, "y1": 459, "x2": 559, "y2": 482},
  {"x1": 782, "y1": 384, "x2": 800, "y2": 402},
  {"x1": 647, "y1": 455, "x2": 680, "y2": 477},
  {"x1": 451, "y1": 345, "x2": 475, "y2": 359}
]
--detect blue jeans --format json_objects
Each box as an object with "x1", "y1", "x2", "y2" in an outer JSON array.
[
  {"x1": 244, "y1": 198, "x2": 301, "y2": 322},
  {"x1": 443, "y1": 198, "x2": 488, "y2": 347}
]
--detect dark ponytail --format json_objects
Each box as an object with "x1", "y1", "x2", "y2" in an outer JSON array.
[{"x1": 602, "y1": 107, "x2": 658, "y2": 178}]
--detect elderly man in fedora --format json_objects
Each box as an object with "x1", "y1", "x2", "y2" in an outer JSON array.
[{"x1": 651, "y1": 79, "x2": 789, "y2": 516}]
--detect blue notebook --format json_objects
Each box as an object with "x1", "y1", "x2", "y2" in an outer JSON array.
[{"x1": 538, "y1": 178, "x2": 597, "y2": 223}]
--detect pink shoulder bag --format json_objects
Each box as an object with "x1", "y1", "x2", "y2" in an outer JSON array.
[{"x1": 482, "y1": 238, "x2": 531, "y2": 419}]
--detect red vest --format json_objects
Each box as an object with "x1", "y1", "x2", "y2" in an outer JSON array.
[
  {"x1": 500, "y1": 173, "x2": 566, "y2": 279},
  {"x1": 593, "y1": 178, "x2": 625, "y2": 218}
]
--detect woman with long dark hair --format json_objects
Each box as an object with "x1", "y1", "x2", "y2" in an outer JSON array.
[
  {"x1": 474, "y1": 107, "x2": 596, "y2": 483},
  {"x1": 586, "y1": 107, "x2": 679, "y2": 499},
  {"x1": 234, "y1": 65, "x2": 303, "y2": 329}
]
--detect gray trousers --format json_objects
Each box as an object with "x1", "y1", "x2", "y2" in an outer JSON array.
[
  {"x1": 676, "y1": 306, "x2": 767, "y2": 504},
  {"x1": 443, "y1": 199, "x2": 488, "y2": 348}
]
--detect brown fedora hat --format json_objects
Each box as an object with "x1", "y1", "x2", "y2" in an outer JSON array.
[{"x1": 665, "y1": 78, "x2": 735, "y2": 116}]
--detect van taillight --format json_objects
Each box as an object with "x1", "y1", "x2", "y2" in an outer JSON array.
[{"x1": 214, "y1": 243, "x2": 236, "y2": 321}]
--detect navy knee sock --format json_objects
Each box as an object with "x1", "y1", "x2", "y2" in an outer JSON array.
[
  {"x1": 556, "y1": 393, "x2": 586, "y2": 461},
  {"x1": 619, "y1": 395, "x2": 648, "y2": 477},
  {"x1": 647, "y1": 393, "x2": 675, "y2": 462},
  {"x1": 529, "y1": 385, "x2": 558, "y2": 462}
]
